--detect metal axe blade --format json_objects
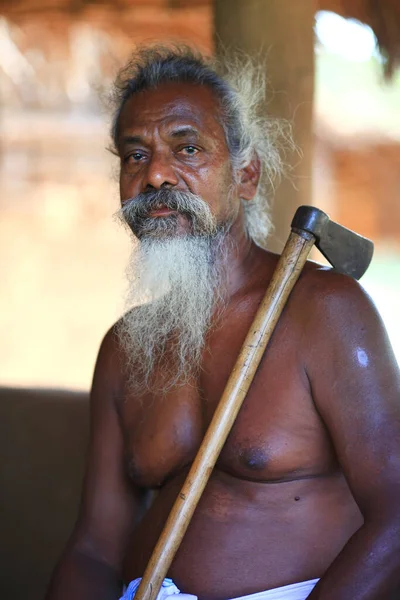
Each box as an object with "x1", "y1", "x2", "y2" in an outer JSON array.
[{"x1": 291, "y1": 205, "x2": 374, "y2": 280}]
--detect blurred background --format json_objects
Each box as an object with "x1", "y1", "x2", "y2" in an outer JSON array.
[
  {"x1": 1, "y1": 3, "x2": 400, "y2": 598},
  {"x1": 0, "y1": 0, "x2": 399, "y2": 391}
]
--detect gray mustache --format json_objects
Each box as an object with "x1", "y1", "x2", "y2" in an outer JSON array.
[
  {"x1": 120, "y1": 188, "x2": 208, "y2": 220},
  {"x1": 117, "y1": 188, "x2": 218, "y2": 237}
]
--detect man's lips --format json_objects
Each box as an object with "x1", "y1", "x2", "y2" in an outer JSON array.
[{"x1": 148, "y1": 206, "x2": 177, "y2": 217}]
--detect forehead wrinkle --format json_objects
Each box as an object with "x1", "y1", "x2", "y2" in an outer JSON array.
[
  {"x1": 119, "y1": 111, "x2": 201, "y2": 142},
  {"x1": 119, "y1": 84, "x2": 227, "y2": 146}
]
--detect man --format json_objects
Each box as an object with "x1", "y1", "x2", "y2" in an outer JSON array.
[{"x1": 46, "y1": 46, "x2": 400, "y2": 600}]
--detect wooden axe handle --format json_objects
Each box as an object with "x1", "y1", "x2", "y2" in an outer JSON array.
[{"x1": 133, "y1": 229, "x2": 315, "y2": 600}]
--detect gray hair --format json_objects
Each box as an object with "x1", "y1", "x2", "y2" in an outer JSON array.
[{"x1": 110, "y1": 45, "x2": 292, "y2": 247}]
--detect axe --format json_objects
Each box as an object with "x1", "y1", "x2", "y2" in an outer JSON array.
[{"x1": 133, "y1": 205, "x2": 374, "y2": 600}]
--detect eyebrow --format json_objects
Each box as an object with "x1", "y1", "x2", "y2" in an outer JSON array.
[
  {"x1": 119, "y1": 135, "x2": 144, "y2": 146},
  {"x1": 169, "y1": 126, "x2": 200, "y2": 139}
]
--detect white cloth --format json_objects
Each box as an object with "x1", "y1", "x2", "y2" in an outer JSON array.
[
  {"x1": 119, "y1": 578, "x2": 197, "y2": 600},
  {"x1": 227, "y1": 579, "x2": 319, "y2": 600},
  {"x1": 119, "y1": 577, "x2": 319, "y2": 600}
]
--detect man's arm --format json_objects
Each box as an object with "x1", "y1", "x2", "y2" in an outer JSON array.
[
  {"x1": 302, "y1": 271, "x2": 400, "y2": 599},
  {"x1": 46, "y1": 326, "x2": 148, "y2": 600}
]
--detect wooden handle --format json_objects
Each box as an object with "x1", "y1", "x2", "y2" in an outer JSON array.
[{"x1": 133, "y1": 229, "x2": 315, "y2": 600}]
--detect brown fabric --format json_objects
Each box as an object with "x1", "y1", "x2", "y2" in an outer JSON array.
[{"x1": 0, "y1": 387, "x2": 89, "y2": 600}]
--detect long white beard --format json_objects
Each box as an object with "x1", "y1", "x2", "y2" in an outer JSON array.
[{"x1": 117, "y1": 233, "x2": 228, "y2": 396}]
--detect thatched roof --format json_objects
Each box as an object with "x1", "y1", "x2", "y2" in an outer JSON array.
[
  {"x1": 320, "y1": 0, "x2": 400, "y2": 77},
  {"x1": 1, "y1": 0, "x2": 399, "y2": 76}
]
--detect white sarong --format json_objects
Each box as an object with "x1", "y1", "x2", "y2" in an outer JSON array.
[{"x1": 119, "y1": 577, "x2": 319, "y2": 600}]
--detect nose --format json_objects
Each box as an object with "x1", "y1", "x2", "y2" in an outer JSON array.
[{"x1": 143, "y1": 151, "x2": 179, "y2": 191}]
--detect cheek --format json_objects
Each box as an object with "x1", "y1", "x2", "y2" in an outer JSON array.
[
  {"x1": 119, "y1": 172, "x2": 139, "y2": 201},
  {"x1": 214, "y1": 168, "x2": 236, "y2": 209},
  {"x1": 196, "y1": 161, "x2": 233, "y2": 198}
]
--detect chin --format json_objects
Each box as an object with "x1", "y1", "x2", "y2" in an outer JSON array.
[{"x1": 133, "y1": 216, "x2": 193, "y2": 240}]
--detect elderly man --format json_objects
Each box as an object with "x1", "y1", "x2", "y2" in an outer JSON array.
[{"x1": 46, "y1": 47, "x2": 400, "y2": 600}]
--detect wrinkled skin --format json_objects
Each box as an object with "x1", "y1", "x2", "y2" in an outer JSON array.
[{"x1": 46, "y1": 83, "x2": 400, "y2": 600}]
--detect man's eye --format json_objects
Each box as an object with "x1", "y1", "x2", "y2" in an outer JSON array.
[
  {"x1": 125, "y1": 152, "x2": 145, "y2": 162},
  {"x1": 181, "y1": 146, "x2": 199, "y2": 155}
]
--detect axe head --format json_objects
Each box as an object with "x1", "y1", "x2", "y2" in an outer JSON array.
[{"x1": 291, "y1": 206, "x2": 374, "y2": 280}]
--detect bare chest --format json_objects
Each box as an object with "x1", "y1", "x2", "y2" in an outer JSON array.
[{"x1": 119, "y1": 301, "x2": 336, "y2": 489}]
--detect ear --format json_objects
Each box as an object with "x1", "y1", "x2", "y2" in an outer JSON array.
[{"x1": 236, "y1": 155, "x2": 261, "y2": 202}]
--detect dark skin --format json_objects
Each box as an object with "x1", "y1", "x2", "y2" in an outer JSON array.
[{"x1": 46, "y1": 83, "x2": 400, "y2": 600}]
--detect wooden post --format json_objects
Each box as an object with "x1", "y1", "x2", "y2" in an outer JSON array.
[{"x1": 214, "y1": 0, "x2": 316, "y2": 252}]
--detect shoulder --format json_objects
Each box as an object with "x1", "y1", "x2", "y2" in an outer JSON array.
[
  {"x1": 255, "y1": 247, "x2": 369, "y2": 306},
  {"x1": 91, "y1": 319, "x2": 129, "y2": 402},
  {"x1": 298, "y1": 259, "x2": 366, "y2": 297},
  {"x1": 96, "y1": 320, "x2": 124, "y2": 366},
  {"x1": 254, "y1": 248, "x2": 384, "y2": 344},
  {"x1": 293, "y1": 261, "x2": 380, "y2": 332},
  {"x1": 294, "y1": 262, "x2": 399, "y2": 403},
  {"x1": 288, "y1": 261, "x2": 400, "y2": 385}
]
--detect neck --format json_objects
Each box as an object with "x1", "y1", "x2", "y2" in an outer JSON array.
[{"x1": 220, "y1": 207, "x2": 267, "y2": 299}]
